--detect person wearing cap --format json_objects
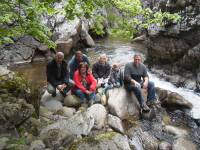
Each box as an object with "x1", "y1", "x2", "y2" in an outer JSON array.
[
  {"x1": 68, "y1": 50, "x2": 90, "y2": 79},
  {"x1": 46, "y1": 52, "x2": 72, "y2": 97},
  {"x1": 124, "y1": 54, "x2": 157, "y2": 112}
]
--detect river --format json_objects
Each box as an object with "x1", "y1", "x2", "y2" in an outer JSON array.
[{"x1": 12, "y1": 38, "x2": 200, "y2": 119}]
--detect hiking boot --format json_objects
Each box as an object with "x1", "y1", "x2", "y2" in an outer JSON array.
[{"x1": 141, "y1": 103, "x2": 150, "y2": 112}]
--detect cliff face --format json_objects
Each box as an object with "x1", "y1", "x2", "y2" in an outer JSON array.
[{"x1": 142, "y1": 0, "x2": 200, "y2": 90}]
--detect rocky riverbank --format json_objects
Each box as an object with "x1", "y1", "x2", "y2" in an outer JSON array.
[{"x1": 0, "y1": 66, "x2": 200, "y2": 150}]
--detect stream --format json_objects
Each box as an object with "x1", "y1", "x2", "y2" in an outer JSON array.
[{"x1": 12, "y1": 39, "x2": 200, "y2": 119}]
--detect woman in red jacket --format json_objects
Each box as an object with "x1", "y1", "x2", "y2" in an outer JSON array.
[{"x1": 73, "y1": 62, "x2": 97, "y2": 105}]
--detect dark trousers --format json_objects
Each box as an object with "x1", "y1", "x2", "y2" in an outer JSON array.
[{"x1": 125, "y1": 81, "x2": 156, "y2": 106}]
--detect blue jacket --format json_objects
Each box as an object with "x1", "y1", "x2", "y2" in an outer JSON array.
[{"x1": 69, "y1": 54, "x2": 90, "y2": 79}]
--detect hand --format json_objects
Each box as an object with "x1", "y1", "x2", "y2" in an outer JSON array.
[
  {"x1": 85, "y1": 90, "x2": 92, "y2": 95},
  {"x1": 57, "y1": 85, "x2": 63, "y2": 91},
  {"x1": 143, "y1": 81, "x2": 148, "y2": 89}
]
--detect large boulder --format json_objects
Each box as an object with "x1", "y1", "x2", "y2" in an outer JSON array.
[
  {"x1": 40, "y1": 110, "x2": 94, "y2": 136},
  {"x1": 172, "y1": 138, "x2": 197, "y2": 150},
  {"x1": 163, "y1": 125, "x2": 188, "y2": 138},
  {"x1": 107, "y1": 88, "x2": 140, "y2": 119},
  {"x1": 70, "y1": 132, "x2": 131, "y2": 150},
  {"x1": 30, "y1": 140, "x2": 45, "y2": 150},
  {"x1": 87, "y1": 104, "x2": 107, "y2": 129},
  {"x1": 41, "y1": 90, "x2": 64, "y2": 103},
  {"x1": 55, "y1": 38, "x2": 73, "y2": 55}
]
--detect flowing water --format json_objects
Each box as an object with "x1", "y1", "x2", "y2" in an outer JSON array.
[{"x1": 12, "y1": 38, "x2": 200, "y2": 119}]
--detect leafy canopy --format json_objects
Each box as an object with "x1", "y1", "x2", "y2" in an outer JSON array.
[{"x1": 0, "y1": 0, "x2": 180, "y2": 46}]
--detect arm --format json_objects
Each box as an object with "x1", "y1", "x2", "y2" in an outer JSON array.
[
  {"x1": 62, "y1": 61, "x2": 69, "y2": 85},
  {"x1": 142, "y1": 66, "x2": 149, "y2": 89},
  {"x1": 46, "y1": 62, "x2": 59, "y2": 87},
  {"x1": 88, "y1": 73, "x2": 97, "y2": 92},
  {"x1": 73, "y1": 71, "x2": 87, "y2": 93},
  {"x1": 92, "y1": 63, "x2": 99, "y2": 79},
  {"x1": 103, "y1": 63, "x2": 111, "y2": 79}
]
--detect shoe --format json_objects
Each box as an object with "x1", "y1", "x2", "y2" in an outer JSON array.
[
  {"x1": 141, "y1": 103, "x2": 150, "y2": 112},
  {"x1": 52, "y1": 93, "x2": 56, "y2": 97}
]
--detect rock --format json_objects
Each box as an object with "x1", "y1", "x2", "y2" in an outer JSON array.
[
  {"x1": 40, "y1": 110, "x2": 94, "y2": 136},
  {"x1": 0, "y1": 65, "x2": 11, "y2": 76},
  {"x1": 70, "y1": 132, "x2": 131, "y2": 150},
  {"x1": 41, "y1": 90, "x2": 64, "y2": 103},
  {"x1": 163, "y1": 92, "x2": 193, "y2": 109},
  {"x1": 0, "y1": 100, "x2": 34, "y2": 129},
  {"x1": 172, "y1": 138, "x2": 197, "y2": 150},
  {"x1": 55, "y1": 38, "x2": 73, "y2": 55},
  {"x1": 163, "y1": 125, "x2": 188, "y2": 138},
  {"x1": 38, "y1": 44, "x2": 49, "y2": 52},
  {"x1": 63, "y1": 94, "x2": 81, "y2": 107},
  {"x1": 107, "y1": 88, "x2": 140, "y2": 119},
  {"x1": 128, "y1": 127, "x2": 159, "y2": 150},
  {"x1": 0, "y1": 137, "x2": 9, "y2": 150},
  {"x1": 41, "y1": 99, "x2": 63, "y2": 112},
  {"x1": 131, "y1": 34, "x2": 147, "y2": 43},
  {"x1": 87, "y1": 104, "x2": 107, "y2": 129},
  {"x1": 159, "y1": 141, "x2": 172, "y2": 150},
  {"x1": 156, "y1": 88, "x2": 170, "y2": 102},
  {"x1": 30, "y1": 140, "x2": 45, "y2": 150},
  {"x1": 81, "y1": 24, "x2": 95, "y2": 47},
  {"x1": 40, "y1": 128, "x2": 74, "y2": 149},
  {"x1": 61, "y1": 107, "x2": 76, "y2": 117},
  {"x1": 107, "y1": 114, "x2": 124, "y2": 134}
]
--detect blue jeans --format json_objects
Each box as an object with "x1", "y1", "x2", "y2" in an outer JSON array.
[
  {"x1": 125, "y1": 81, "x2": 156, "y2": 106},
  {"x1": 73, "y1": 89, "x2": 96, "y2": 102}
]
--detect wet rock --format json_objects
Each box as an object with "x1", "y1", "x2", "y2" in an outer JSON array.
[
  {"x1": 128, "y1": 127, "x2": 159, "y2": 150},
  {"x1": 70, "y1": 132, "x2": 131, "y2": 150},
  {"x1": 40, "y1": 110, "x2": 94, "y2": 136},
  {"x1": 30, "y1": 140, "x2": 45, "y2": 150},
  {"x1": 172, "y1": 138, "x2": 197, "y2": 150},
  {"x1": 0, "y1": 65, "x2": 11, "y2": 76},
  {"x1": 163, "y1": 92, "x2": 193, "y2": 109},
  {"x1": 163, "y1": 125, "x2": 188, "y2": 138},
  {"x1": 108, "y1": 88, "x2": 140, "y2": 119},
  {"x1": 159, "y1": 141, "x2": 172, "y2": 150},
  {"x1": 55, "y1": 38, "x2": 73, "y2": 55},
  {"x1": 87, "y1": 104, "x2": 107, "y2": 129},
  {"x1": 81, "y1": 24, "x2": 95, "y2": 47},
  {"x1": 107, "y1": 114, "x2": 124, "y2": 134},
  {"x1": 40, "y1": 128, "x2": 74, "y2": 149},
  {"x1": 63, "y1": 94, "x2": 81, "y2": 107}
]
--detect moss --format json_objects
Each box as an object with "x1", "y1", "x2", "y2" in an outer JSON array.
[{"x1": 69, "y1": 132, "x2": 117, "y2": 150}]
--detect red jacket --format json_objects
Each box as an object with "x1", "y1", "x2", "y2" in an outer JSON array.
[{"x1": 73, "y1": 70, "x2": 97, "y2": 93}]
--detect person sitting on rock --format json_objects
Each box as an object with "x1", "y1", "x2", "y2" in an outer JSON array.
[
  {"x1": 108, "y1": 63, "x2": 123, "y2": 88},
  {"x1": 68, "y1": 50, "x2": 90, "y2": 79},
  {"x1": 92, "y1": 54, "x2": 111, "y2": 88},
  {"x1": 46, "y1": 52, "x2": 73, "y2": 97},
  {"x1": 124, "y1": 53, "x2": 157, "y2": 112},
  {"x1": 72, "y1": 62, "x2": 97, "y2": 106}
]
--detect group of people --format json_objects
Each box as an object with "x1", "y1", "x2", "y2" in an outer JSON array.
[{"x1": 46, "y1": 50, "x2": 157, "y2": 112}]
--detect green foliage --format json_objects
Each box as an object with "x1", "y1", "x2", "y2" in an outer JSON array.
[
  {"x1": 0, "y1": 0, "x2": 56, "y2": 48},
  {"x1": 90, "y1": 15, "x2": 106, "y2": 35}
]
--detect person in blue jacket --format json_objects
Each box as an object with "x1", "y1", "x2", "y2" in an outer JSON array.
[{"x1": 68, "y1": 50, "x2": 90, "y2": 79}]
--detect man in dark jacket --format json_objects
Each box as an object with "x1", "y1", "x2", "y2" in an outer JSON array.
[
  {"x1": 124, "y1": 54, "x2": 157, "y2": 112},
  {"x1": 46, "y1": 52, "x2": 71, "y2": 97},
  {"x1": 68, "y1": 50, "x2": 90, "y2": 79},
  {"x1": 92, "y1": 54, "x2": 111, "y2": 82}
]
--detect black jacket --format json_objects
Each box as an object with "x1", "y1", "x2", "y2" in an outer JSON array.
[
  {"x1": 46, "y1": 59, "x2": 69, "y2": 87},
  {"x1": 92, "y1": 62, "x2": 111, "y2": 79}
]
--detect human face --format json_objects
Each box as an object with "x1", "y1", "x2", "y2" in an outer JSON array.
[
  {"x1": 133, "y1": 55, "x2": 141, "y2": 66},
  {"x1": 76, "y1": 53, "x2": 83, "y2": 62},
  {"x1": 80, "y1": 66, "x2": 87, "y2": 74},
  {"x1": 56, "y1": 55, "x2": 64, "y2": 64},
  {"x1": 99, "y1": 57, "x2": 107, "y2": 65}
]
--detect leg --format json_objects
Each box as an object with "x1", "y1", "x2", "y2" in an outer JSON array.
[
  {"x1": 147, "y1": 81, "x2": 156, "y2": 101},
  {"x1": 47, "y1": 83, "x2": 56, "y2": 97},
  {"x1": 73, "y1": 89, "x2": 87, "y2": 102}
]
